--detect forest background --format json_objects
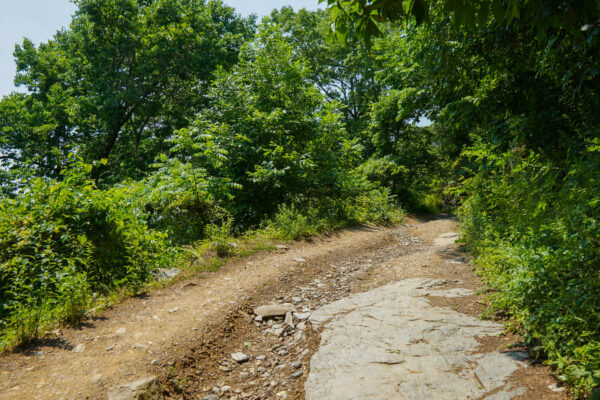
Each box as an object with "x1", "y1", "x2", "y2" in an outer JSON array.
[{"x1": 0, "y1": 0, "x2": 598, "y2": 396}]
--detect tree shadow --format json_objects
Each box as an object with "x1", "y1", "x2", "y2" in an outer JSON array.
[{"x1": 9, "y1": 314, "x2": 109, "y2": 355}]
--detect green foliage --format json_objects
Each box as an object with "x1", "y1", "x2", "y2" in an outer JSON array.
[
  {"x1": 174, "y1": 25, "x2": 363, "y2": 226},
  {"x1": 0, "y1": 158, "x2": 172, "y2": 347},
  {"x1": 320, "y1": 0, "x2": 598, "y2": 45},
  {"x1": 459, "y1": 145, "x2": 600, "y2": 396},
  {"x1": 267, "y1": 7, "x2": 383, "y2": 138},
  {"x1": 2, "y1": 0, "x2": 255, "y2": 183}
]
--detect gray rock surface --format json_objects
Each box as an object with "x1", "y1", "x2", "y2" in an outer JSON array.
[
  {"x1": 305, "y1": 278, "x2": 528, "y2": 400},
  {"x1": 107, "y1": 376, "x2": 162, "y2": 400}
]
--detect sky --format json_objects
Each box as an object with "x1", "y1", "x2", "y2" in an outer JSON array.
[{"x1": 0, "y1": 0, "x2": 322, "y2": 97}]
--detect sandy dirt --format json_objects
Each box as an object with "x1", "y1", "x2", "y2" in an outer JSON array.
[{"x1": 0, "y1": 216, "x2": 571, "y2": 400}]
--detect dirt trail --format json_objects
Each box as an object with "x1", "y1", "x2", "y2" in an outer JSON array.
[{"x1": 0, "y1": 217, "x2": 569, "y2": 400}]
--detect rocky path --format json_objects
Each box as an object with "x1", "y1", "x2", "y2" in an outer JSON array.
[{"x1": 0, "y1": 217, "x2": 568, "y2": 399}]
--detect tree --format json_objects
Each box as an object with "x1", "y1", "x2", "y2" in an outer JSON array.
[
  {"x1": 267, "y1": 7, "x2": 382, "y2": 137},
  {"x1": 320, "y1": 0, "x2": 599, "y2": 44},
  {"x1": 169, "y1": 25, "x2": 359, "y2": 225},
  {"x1": 3, "y1": 0, "x2": 255, "y2": 184}
]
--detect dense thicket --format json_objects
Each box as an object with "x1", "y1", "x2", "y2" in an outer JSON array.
[{"x1": 1, "y1": 0, "x2": 599, "y2": 396}]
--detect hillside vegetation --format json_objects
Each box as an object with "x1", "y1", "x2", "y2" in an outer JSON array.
[{"x1": 0, "y1": 0, "x2": 599, "y2": 396}]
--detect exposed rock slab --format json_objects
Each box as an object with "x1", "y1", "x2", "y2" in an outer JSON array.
[{"x1": 305, "y1": 278, "x2": 528, "y2": 400}]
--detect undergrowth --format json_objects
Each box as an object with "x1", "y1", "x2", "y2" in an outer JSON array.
[
  {"x1": 0, "y1": 181, "x2": 403, "y2": 352},
  {"x1": 459, "y1": 144, "x2": 600, "y2": 398}
]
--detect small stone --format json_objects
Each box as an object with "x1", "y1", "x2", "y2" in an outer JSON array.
[
  {"x1": 107, "y1": 376, "x2": 161, "y2": 400},
  {"x1": 151, "y1": 268, "x2": 179, "y2": 281},
  {"x1": 232, "y1": 352, "x2": 250, "y2": 363},
  {"x1": 254, "y1": 305, "x2": 293, "y2": 318},
  {"x1": 290, "y1": 371, "x2": 303, "y2": 378},
  {"x1": 256, "y1": 355, "x2": 266, "y2": 360},
  {"x1": 150, "y1": 359, "x2": 158, "y2": 365},
  {"x1": 548, "y1": 383, "x2": 565, "y2": 392},
  {"x1": 276, "y1": 245, "x2": 289, "y2": 250},
  {"x1": 72, "y1": 343, "x2": 85, "y2": 353},
  {"x1": 168, "y1": 307, "x2": 179, "y2": 313},
  {"x1": 220, "y1": 385, "x2": 231, "y2": 393},
  {"x1": 293, "y1": 257, "x2": 306, "y2": 263},
  {"x1": 291, "y1": 361, "x2": 302, "y2": 369},
  {"x1": 115, "y1": 328, "x2": 126, "y2": 335},
  {"x1": 296, "y1": 322, "x2": 307, "y2": 330},
  {"x1": 105, "y1": 344, "x2": 115, "y2": 351},
  {"x1": 284, "y1": 312, "x2": 295, "y2": 329},
  {"x1": 133, "y1": 343, "x2": 148, "y2": 351},
  {"x1": 254, "y1": 315, "x2": 263, "y2": 322},
  {"x1": 293, "y1": 312, "x2": 311, "y2": 321},
  {"x1": 202, "y1": 395, "x2": 219, "y2": 400},
  {"x1": 440, "y1": 232, "x2": 459, "y2": 238}
]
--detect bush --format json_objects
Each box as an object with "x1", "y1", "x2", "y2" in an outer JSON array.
[
  {"x1": 0, "y1": 159, "x2": 173, "y2": 347},
  {"x1": 459, "y1": 144, "x2": 600, "y2": 396}
]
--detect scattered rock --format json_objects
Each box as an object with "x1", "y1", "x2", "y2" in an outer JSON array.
[
  {"x1": 220, "y1": 385, "x2": 232, "y2": 393},
  {"x1": 231, "y1": 352, "x2": 250, "y2": 363},
  {"x1": 254, "y1": 305, "x2": 293, "y2": 318},
  {"x1": 202, "y1": 395, "x2": 219, "y2": 400},
  {"x1": 548, "y1": 383, "x2": 565, "y2": 392},
  {"x1": 276, "y1": 245, "x2": 289, "y2": 250},
  {"x1": 291, "y1": 361, "x2": 302, "y2": 369},
  {"x1": 133, "y1": 343, "x2": 148, "y2": 351},
  {"x1": 115, "y1": 328, "x2": 126, "y2": 335},
  {"x1": 107, "y1": 376, "x2": 162, "y2": 400},
  {"x1": 168, "y1": 307, "x2": 179, "y2": 313},
  {"x1": 293, "y1": 312, "x2": 311, "y2": 321},
  {"x1": 72, "y1": 344, "x2": 85, "y2": 353},
  {"x1": 440, "y1": 232, "x2": 459, "y2": 238},
  {"x1": 293, "y1": 257, "x2": 306, "y2": 263},
  {"x1": 151, "y1": 268, "x2": 179, "y2": 281},
  {"x1": 284, "y1": 312, "x2": 295, "y2": 329},
  {"x1": 291, "y1": 371, "x2": 303, "y2": 379}
]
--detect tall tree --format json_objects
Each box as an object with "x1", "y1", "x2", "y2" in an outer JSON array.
[
  {"x1": 267, "y1": 7, "x2": 383, "y2": 138},
  {"x1": 2, "y1": 0, "x2": 255, "y2": 184}
]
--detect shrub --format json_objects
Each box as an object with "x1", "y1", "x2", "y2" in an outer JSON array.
[
  {"x1": 0, "y1": 159, "x2": 173, "y2": 347},
  {"x1": 459, "y1": 144, "x2": 600, "y2": 396}
]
